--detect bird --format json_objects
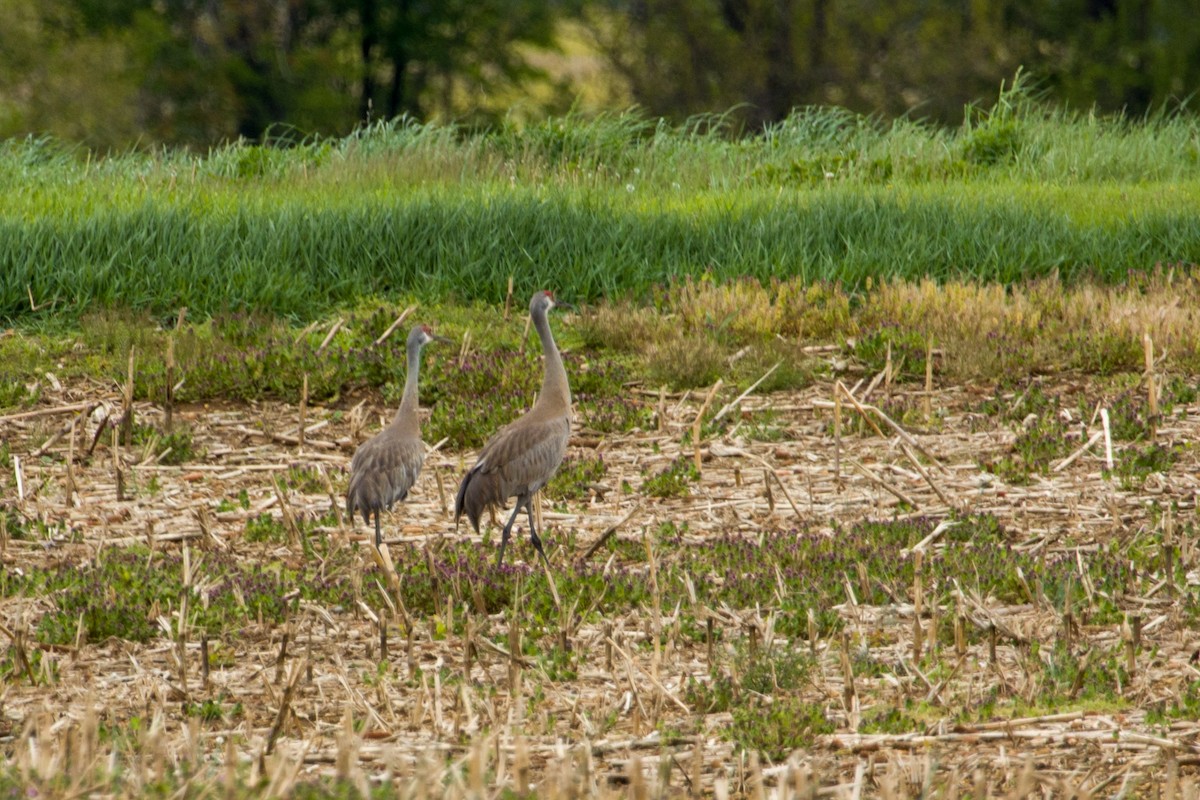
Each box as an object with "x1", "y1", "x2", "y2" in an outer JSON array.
[
  {"x1": 346, "y1": 323, "x2": 449, "y2": 549},
  {"x1": 455, "y1": 290, "x2": 572, "y2": 566}
]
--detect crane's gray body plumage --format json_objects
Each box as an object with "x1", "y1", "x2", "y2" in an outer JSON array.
[
  {"x1": 346, "y1": 436, "x2": 424, "y2": 521},
  {"x1": 455, "y1": 291, "x2": 571, "y2": 565},
  {"x1": 346, "y1": 325, "x2": 442, "y2": 548}
]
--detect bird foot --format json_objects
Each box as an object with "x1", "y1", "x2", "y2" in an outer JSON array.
[{"x1": 530, "y1": 531, "x2": 550, "y2": 567}]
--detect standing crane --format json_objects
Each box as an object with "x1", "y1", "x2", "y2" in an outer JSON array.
[
  {"x1": 346, "y1": 324, "x2": 449, "y2": 549},
  {"x1": 455, "y1": 290, "x2": 572, "y2": 566}
]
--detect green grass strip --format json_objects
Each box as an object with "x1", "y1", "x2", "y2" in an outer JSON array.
[{"x1": 3, "y1": 180, "x2": 1198, "y2": 323}]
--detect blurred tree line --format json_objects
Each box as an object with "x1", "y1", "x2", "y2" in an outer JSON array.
[{"x1": 1, "y1": 0, "x2": 1195, "y2": 149}]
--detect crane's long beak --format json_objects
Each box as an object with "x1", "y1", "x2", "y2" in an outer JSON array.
[
  {"x1": 554, "y1": 300, "x2": 575, "y2": 312},
  {"x1": 432, "y1": 334, "x2": 454, "y2": 345}
]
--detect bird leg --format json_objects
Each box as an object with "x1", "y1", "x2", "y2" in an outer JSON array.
[
  {"x1": 525, "y1": 495, "x2": 550, "y2": 567},
  {"x1": 495, "y1": 499, "x2": 525, "y2": 566},
  {"x1": 374, "y1": 511, "x2": 382, "y2": 550}
]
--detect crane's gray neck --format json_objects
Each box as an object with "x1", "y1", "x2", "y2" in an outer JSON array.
[
  {"x1": 533, "y1": 305, "x2": 570, "y2": 413},
  {"x1": 392, "y1": 340, "x2": 423, "y2": 436}
]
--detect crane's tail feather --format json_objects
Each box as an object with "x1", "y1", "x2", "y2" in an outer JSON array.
[
  {"x1": 455, "y1": 466, "x2": 504, "y2": 533},
  {"x1": 346, "y1": 486, "x2": 371, "y2": 526}
]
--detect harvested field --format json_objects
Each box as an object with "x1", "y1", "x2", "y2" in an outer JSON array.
[{"x1": 3, "y1": 368, "x2": 1200, "y2": 797}]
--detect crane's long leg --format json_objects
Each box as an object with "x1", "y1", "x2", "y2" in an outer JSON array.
[
  {"x1": 525, "y1": 496, "x2": 550, "y2": 567},
  {"x1": 374, "y1": 511, "x2": 382, "y2": 550},
  {"x1": 496, "y1": 499, "x2": 525, "y2": 567}
]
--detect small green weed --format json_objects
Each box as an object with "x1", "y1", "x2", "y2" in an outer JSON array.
[
  {"x1": 20, "y1": 546, "x2": 382, "y2": 645},
  {"x1": 989, "y1": 414, "x2": 1072, "y2": 484},
  {"x1": 1106, "y1": 443, "x2": 1184, "y2": 490},
  {"x1": 287, "y1": 465, "x2": 326, "y2": 494},
  {"x1": 545, "y1": 455, "x2": 607, "y2": 502},
  {"x1": 686, "y1": 642, "x2": 814, "y2": 714},
  {"x1": 860, "y1": 704, "x2": 923, "y2": 734},
  {"x1": 728, "y1": 695, "x2": 833, "y2": 759},
  {"x1": 244, "y1": 512, "x2": 288, "y2": 543},
  {"x1": 184, "y1": 693, "x2": 244, "y2": 723},
  {"x1": 0, "y1": 378, "x2": 38, "y2": 410},
  {"x1": 645, "y1": 335, "x2": 726, "y2": 390},
  {"x1": 641, "y1": 456, "x2": 698, "y2": 498},
  {"x1": 1147, "y1": 680, "x2": 1200, "y2": 726},
  {"x1": 132, "y1": 423, "x2": 199, "y2": 466},
  {"x1": 426, "y1": 349, "x2": 541, "y2": 450},
  {"x1": 853, "y1": 327, "x2": 928, "y2": 382}
]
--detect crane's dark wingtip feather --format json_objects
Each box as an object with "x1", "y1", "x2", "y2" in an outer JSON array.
[{"x1": 456, "y1": 466, "x2": 500, "y2": 534}]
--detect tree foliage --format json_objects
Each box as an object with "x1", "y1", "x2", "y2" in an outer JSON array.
[
  {"x1": 0, "y1": 0, "x2": 1195, "y2": 149},
  {"x1": 588, "y1": 0, "x2": 1200, "y2": 127}
]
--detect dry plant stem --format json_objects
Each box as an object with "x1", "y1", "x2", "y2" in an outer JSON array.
[
  {"x1": 849, "y1": 459, "x2": 919, "y2": 509},
  {"x1": 380, "y1": 608, "x2": 389, "y2": 662},
  {"x1": 112, "y1": 428, "x2": 124, "y2": 502},
  {"x1": 713, "y1": 443, "x2": 803, "y2": 518},
  {"x1": 274, "y1": 623, "x2": 291, "y2": 684},
  {"x1": 121, "y1": 346, "x2": 135, "y2": 447},
  {"x1": 321, "y1": 469, "x2": 345, "y2": 529},
  {"x1": 507, "y1": 618, "x2": 521, "y2": 693},
  {"x1": 580, "y1": 501, "x2": 645, "y2": 560},
  {"x1": 293, "y1": 319, "x2": 320, "y2": 346},
  {"x1": 711, "y1": 362, "x2": 780, "y2": 423},
  {"x1": 833, "y1": 389, "x2": 842, "y2": 485},
  {"x1": 297, "y1": 374, "x2": 308, "y2": 451},
  {"x1": 165, "y1": 335, "x2": 175, "y2": 432},
  {"x1": 264, "y1": 659, "x2": 307, "y2": 755},
  {"x1": 272, "y1": 480, "x2": 301, "y2": 546},
  {"x1": 923, "y1": 337, "x2": 934, "y2": 423},
  {"x1": 833, "y1": 383, "x2": 943, "y2": 467},
  {"x1": 840, "y1": 632, "x2": 856, "y2": 712},
  {"x1": 316, "y1": 318, "x2": 344, "y2": 354},
  {"x1": 645, "y1": 534, "x2": 662, "y2": 681},
  {"x1": 12, "y1": 454, "x2": 24, "y2": 501},
  {"x1": 434, "y1": 467, "x2": 448, "y2": 516},
  {"x1": 504, "y1": 276, "x2": 514, "y2": 320},
  {"x1": 176, "y1": 544, "x2": 192, "y2": 698},
  {"x1": 913, "y1": 550, "x2": 924, "y2": 661},
  {"x1": 692, "y1": 379, "x2": 723, "y2": 476},
  {"x1": 961, "y1": 710, "x2": 1085, "y2": 731},
  {"x1": 373, "y1": 304, "x2": 417, "y2": 347},
  {"x1": 0, "y1": 401, "x2": 93, "y2": 424},
  {"x1": 605, "y1": 635, "x2": 690, "y2": 714},
  {"x1": 458, "y1": 329, "x2": 473, "y2": 368},
  {"x1": 899, "y1": 443, "x2": 953, "y2": 507},
  {"x1": 1101, "y1": 408, "x2": 1114, "y2": 469},
  {"x1": 200, "y1": 635, "x2": 209, "y2": 689},
  {"x1": 1053, "y1": 430, "x2": 1104, "y2": 472},
  {"x1": 1144, "y1": 332, "x2": 1157, "y2": 441},
  {"x1": 26, "y1": 283, "x2": 49, "y2": 311},
  {"x1": 827, "y1": 727, "x2": 1197, "y2": 753},
  {"x1": 0, "y1": 621, "x2": 35, "y2": 682},
  {"x1": 539, "y1": 556, "x2": 565, "y2": 638},
  {"x1": 32, "y1": 403, "x2": 95, "y2": 458}
]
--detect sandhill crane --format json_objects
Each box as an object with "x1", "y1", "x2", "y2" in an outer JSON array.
[
  {"x1": 347, "y1": 324, "x2": 449, "y2": 549},
  {"x1": 455, "y1": 290, "x2": 572, "y2": 566}
]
